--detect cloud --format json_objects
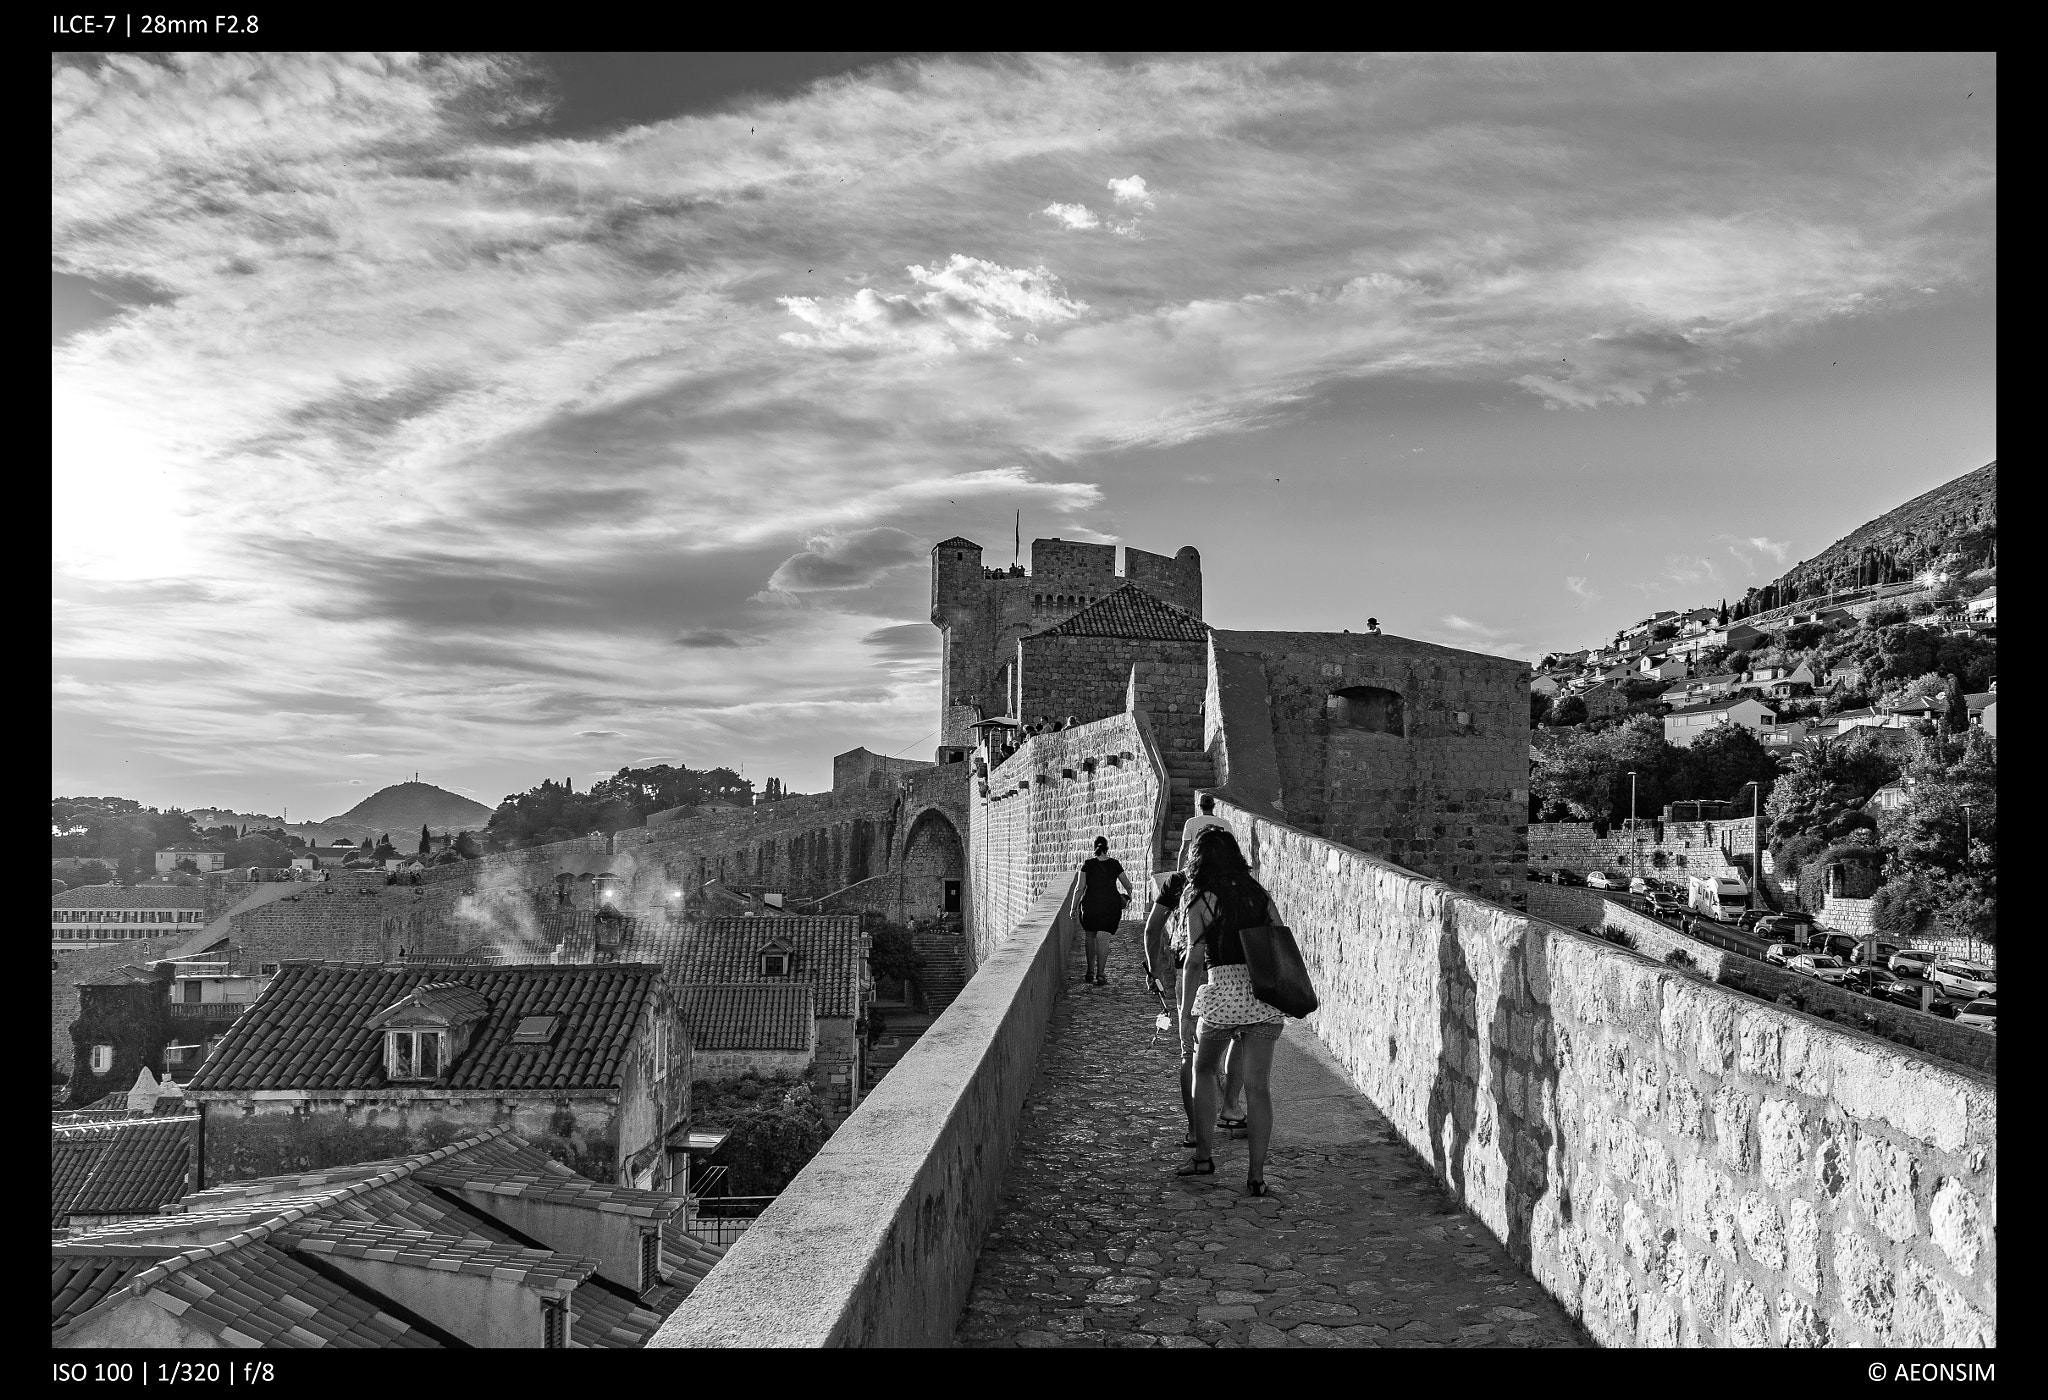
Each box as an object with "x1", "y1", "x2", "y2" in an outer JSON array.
[
  {"x1": 778, "y1": 255, "x2": 1086, "y2": 355},
  {"x1": 861, "y1": 622, "x2": 939, "y2": 661},
  {"x1": 1441, "y1": 614, "x2": 1507, "y2": 639},
  {"x1": 672, "y1": 629, "x2": 766, "y2": 649},
  {"x1": 764, "y1": 527, "x2": 926, "y2": 592},
  {"x1": 1564, "y1": 576, "x2": 1600, "y2": 605},
  {"x1": 48, "y1": 52, "x2": 1992, "y2": 807},
  {"x1": 575, "y1": 729, "x2": 622, "y2": 738},
  {"x1": 1660, "y1": 555, "x2": 1723, "y2": 590},
  {"x1": 1717, "y1": 534, "x2": 1793, "y2": 573},
  {"x1": 1107, "y1": 175, "x2": 1155, "y2": 209},
  {"x1": 1041, "y1": 202, "x2": 1099, "y2": 231}
]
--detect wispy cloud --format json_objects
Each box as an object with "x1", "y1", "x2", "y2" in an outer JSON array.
[
  {"x1": 1717, "y1": 534, "x2": 1793, "y2": 573},
  {"x1": 1564, "y1": 576, "x2": 1600, "y2": 606},
  {"x1": 49, "y1": 52, "x2": 1993, "y2": 804}
]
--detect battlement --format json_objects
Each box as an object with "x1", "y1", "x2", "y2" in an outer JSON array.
[{"x1": 930, "y1": 535, "x2": 1204, "y2": 746}]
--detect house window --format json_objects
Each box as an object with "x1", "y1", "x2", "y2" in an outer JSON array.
[
  {"x1": 385, "y1": 1030, "x2": 441, "y2": 1080},
  {"x1": 1327, "y1": 686, "x2": 1405, "y2": 736},
  {"x1": 652, "y1": 1017, "x2": 669, "y2": 1081},
  {"x1": 542, "y1": 1299, "x2": 567, "y2": 1349},
  {"x1": 762, "y1": 949, "x2": 790, "y2": 977},
  {"x1": 91, "y1": 1044, "x2": 114, "y2": 1073}
]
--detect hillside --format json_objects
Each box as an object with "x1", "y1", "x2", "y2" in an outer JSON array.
[
  {"x1": 1737, "y1": 462, "x2": 1996, "y2": 615},
  {"x1": 323, "y1": 781, "x2": 494, "y2": 834}
]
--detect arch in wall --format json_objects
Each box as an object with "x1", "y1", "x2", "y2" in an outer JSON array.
[{"x1": 898, "y1": 807, "x2": 966, "y2": 921}]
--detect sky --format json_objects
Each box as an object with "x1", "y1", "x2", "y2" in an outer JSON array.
[{"x1": 52, "y1": 52, "x2": 1996, "y2": 816}]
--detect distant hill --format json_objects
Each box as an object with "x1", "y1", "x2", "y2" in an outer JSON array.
[
  {"x1": 1737, "y1": 462, "x2": 1996, "y2": 615},
  {"x1": 323, "y1": 782, "x2": 494, "y2": 835}
]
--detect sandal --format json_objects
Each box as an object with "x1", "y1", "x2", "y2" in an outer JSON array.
[
  {"x1": 1246, "y1": 1178, "x2": 1268, "y2": 1197},
  {"x1": 1181, "y1": 1131, "x2": 1201, "y2": 1148},
  {"x1": 1217, "y1": 1116, "x2": 1248, "y2": 1133},
  {"x1": 1175, "y1": 1157, "x2": 1216, "y2": 1177}
]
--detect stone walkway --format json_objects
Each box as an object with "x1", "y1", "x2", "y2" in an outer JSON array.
[{"x1": 955, "y1": 927, "x2": 1587, "y2": 1348}]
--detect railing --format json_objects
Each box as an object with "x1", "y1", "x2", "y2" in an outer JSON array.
[
  {"x1": 683, "y1": 1195, "x2": 776, "y2": 1248},
  {"x1": 168, "y1": 1001, "x2": 248, "y2": 1020}
]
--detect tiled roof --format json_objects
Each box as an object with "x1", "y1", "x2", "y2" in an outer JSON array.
[
  {"x1": 53, "y1": 886, "x2": 210, "y2": 910},
  {"x1": 277, "y1": 1219, "x2": 597, "y2": 1294},
  {"x1": 52, "y1": 1117, "x2": 197, "y2": 1223},
  {"x1": 74, "y1": 965, "x2": 165, "y2": 988},
  {"x1": 933, "y1": 536, "x2": 980, "y2": 550},
  {"x1": 137, "y1": 1239, "x2": 441, "y2": 1348},
  {"x1": 1036, "y1": 584, "x2": 1208, "y2": 641},
  {"x1": 367, "y1": 980, "x2": 493, "y2": 1027},
  {"x1": 676, "y1": 983, "x2": 814, "y2": 1051},
  {"x1": 56, "y1": 1128, "x2": 718, "y2": 1348},
  {"x1": 668, "y1": 917, "x2": 864, "y2": 1018},
  {"x1": 1666, "y1": 696, "x2": 1770, "y2": 717},
  {"x1": 184, "y1": 962, "x2": 659, "y2": 1093}
]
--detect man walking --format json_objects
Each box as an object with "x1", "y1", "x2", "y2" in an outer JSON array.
[{"x1": 1176, "y1": 793, "x2": 1229, "y2": 872}]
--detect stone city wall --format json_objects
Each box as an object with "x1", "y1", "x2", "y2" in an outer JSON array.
[
  {"x1": 1209, "y1": 797, "x2": 1995, "y2": 1348},
  {"x1": 1529, "y1": 820, "x2": 1762, "y2": 883},
  {"x1": 969, "y1": 710, "x2": 1164, "y2": 973},
  {"x1": 1018, "y1": 634, "x2": 1205, "y2": 737}
]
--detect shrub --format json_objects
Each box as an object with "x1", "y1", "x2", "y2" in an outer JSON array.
[{"x1": 1664, "y1": 948, "x2": 1697, "y2": 970}]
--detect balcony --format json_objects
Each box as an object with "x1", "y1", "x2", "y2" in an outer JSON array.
[{"x1": 168, "y1": 1001, "x2": 248, "y2": 1022}]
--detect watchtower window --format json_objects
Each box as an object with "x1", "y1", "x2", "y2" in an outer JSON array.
[
  {"x1": 1328, "y1": 686, "x2": 1405, "y2": 736},
  {"x1": 868, "y1": 769, "x2": 882, "y2": 789}
]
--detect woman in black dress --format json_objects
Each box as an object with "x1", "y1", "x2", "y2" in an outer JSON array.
[{"x1": 1071, "y1": 835, "x2": 1133, "y2": 985}]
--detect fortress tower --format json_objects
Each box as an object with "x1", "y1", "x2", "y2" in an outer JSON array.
[{"x1": 930, "y1": 536, "x2": 1202, "y2": 750}]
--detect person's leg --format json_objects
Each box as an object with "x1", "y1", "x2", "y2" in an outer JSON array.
[
  {"x1": 1219, "y1": 1037, "x2": 1246, "y2": 1124},
  {"x1": 1190, "y1": 1026, "x2": 1230, "y2": 1163},
  {"x1": 1087, "y1": 930, "x2": 1106, "y2": 980},
  {"x1": 1178, "y1": 1020, "x2": 1198, "y2": 1140},
  {"x1": 1238, "y1": 1023, "x2": 1282, "y2": 1185}
]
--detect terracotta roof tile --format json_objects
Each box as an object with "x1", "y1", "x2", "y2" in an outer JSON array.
[
  {"x1": 52, "y1": 1117, "x2": 197, "y2": 1223},
  {"x1": 53, "y1": 885, "x2": 211, "y2": 910},
  {"x1": 675, "y1": 983, "x2": 814, "y2": 1050},
  {"x1": 185, "y1": 964, "x2": 658, "y2": 1093},
  {"x1": 659, "y1": 917, "x2": 863, "y2": 1019},
  {"x1": 1035, "y1": 583, "x2": 1208, "y2": 641}
]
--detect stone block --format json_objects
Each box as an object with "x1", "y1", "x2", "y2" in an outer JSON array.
[
  {"x1": 1756, "y1": 1097, "x2": 1810, "y2": 1191},
  {"x1": 1679, "y1": 1157, "x2": 1738, "y2": 1259},
  {"x1": 1735, "y1": 1192, "x2": 1786, "y2": 1270},
  {"x1": 1777, "y1": 1293, "x2": 1829, "y2": 1348},
  {"x1": 1664, "y1": 1075, "x2": 1705, "y2": 1141},
  {"x1": 1835, "y1": 1228, "x2": 1894, "y2": 1341},
  {"x1": 1711, "y1": 1085, "x2": 1759, "y2": 1171},
  {"x1": 1897, "y1": 1257, "x2": 1994, "y2": 1348},
  {"x1": 1726, "y1": 1278, "x2": 1772, "y2": 1348},
  {"x1": 1682, "y1": 1248, "x2": 1726, "y2": 1335},
  {"x1": 1785, "y1": 1198, "x2": 1823, "y2": 1297},
  {"x1": 1928, "y1": 1176, "x2": 1986, "y2": 1276},
  {"x1": 1853, "y1": 1135, "x2": 1919, "y2": 1242}
]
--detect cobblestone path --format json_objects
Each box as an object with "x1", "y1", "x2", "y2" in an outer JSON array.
[{"x1": 956, "y1": 927, "x2": 1587, "y2": 1349}]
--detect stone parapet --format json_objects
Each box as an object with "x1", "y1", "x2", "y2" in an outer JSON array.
[{"x1": 1210, "y1": 798, "x2": 1995, "y2": 1348}]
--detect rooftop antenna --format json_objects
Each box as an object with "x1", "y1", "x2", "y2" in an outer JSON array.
[{"x1": 1014, "y1": 509, "x2": 1020, "y2": 568}]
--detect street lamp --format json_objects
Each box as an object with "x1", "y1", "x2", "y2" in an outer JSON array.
[{"x1": 1626, "y1": 770, "x2": 1639, "y2": 879}]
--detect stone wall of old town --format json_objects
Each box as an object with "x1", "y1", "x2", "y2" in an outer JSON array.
[{"x1": 1210, "y1": 798, "x2": 1994, "y2": 1347}]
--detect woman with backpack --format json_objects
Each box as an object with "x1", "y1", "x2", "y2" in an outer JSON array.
[
  {"x1": 1071, "y1": 835, "x2": 1133, "y2": 985},
  {"x1": 1177, "y1": 826, "x2": 1286, "y2": 1195}
]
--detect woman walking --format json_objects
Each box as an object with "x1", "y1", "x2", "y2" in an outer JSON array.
[
  {"x1": 1177, "y1": 827, "x2": 1286, "y2": 1195},
  {"x1": 1071, "y1": 836, "x2": 1132, "y2": 985}
]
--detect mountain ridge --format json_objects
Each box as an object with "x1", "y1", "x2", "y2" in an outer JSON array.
[{"x1": 323, "y1": 781, "x2": 494, "y2": 833}]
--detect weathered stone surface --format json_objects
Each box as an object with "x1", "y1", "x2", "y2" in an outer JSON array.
[
  {"x1": 1785, "y1": 1198, "x2": 1823, "y2": 1297},
  {"x1": 1736, "y1": 1193, "x2": 1786, "y2": 1271},
  {"x1": 1928, "y1": 1177, "x2": 1985, "y2": 1276},
  {"x1": 1836, "y1": 1229, "x2": 1895, "y2": 1341},
  {"x1": 1854, "y1": 1136, "x2": 1920, "y2": 1242},
  {"x1": 1757, "y1": 1097, "x2": 1809, "y2": 1190},
  {"x1": 1726, "y1": 1278, "x2": 1772, "y2": 1348}
]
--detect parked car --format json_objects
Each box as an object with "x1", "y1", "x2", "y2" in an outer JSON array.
[
  {"x1": 1928, "y1": 961, "x2": 1997, "y2": 998},
  {"x1": 1648, "y1": 894, "x2": 1686, "y2": 917},
  {"x1": 1550, "y1": 869, "x2": 1585, "y2": 886},
  {"x1": 1840, "y1": 967, "x2": 1893, "y2": 997},
  {"x1": 1877, "y1": 979, "x2": 1953, "y2": 1015},
  {"x1": 1764, "y1": 942, "x2": 1802, "y2": 967},
  {"x1": 1735, "y1": 910, "x2": 1772, "y2": 932},
  {"x1": 1806, "y1": 932, "x2": 1864, "y2": 961},
  {"x1": 1755, "y1": 912, "x2": 1815, "y2": 939},
  {"x1": 1953, "y1": 999, "x2": 1998, "y2": 1032},
  {"x1": 1789, "y1": 953, "x2": 1851, "y2": 985},
  {"x1": 1585, "y1": 872, "x2": 1617, "y2": 890},
  {"x1": 1628, "y1": 876, "x2": 1653, "y2": 895},
  {"x1": 1888, "y1": 949, "x2": 1937, "y2": 976}
]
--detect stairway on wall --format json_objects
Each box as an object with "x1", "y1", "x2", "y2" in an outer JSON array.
[
  {"x1": 1161, "y1": 751, "x2": 1218, "y2": 867},
  {"x1": 910, "y1": 927, "x2": 969, "y2": 1014}
]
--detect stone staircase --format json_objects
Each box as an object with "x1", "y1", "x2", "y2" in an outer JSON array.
[{"x1": 911, "y1": 927, "x2": 969, "y2": 1014}]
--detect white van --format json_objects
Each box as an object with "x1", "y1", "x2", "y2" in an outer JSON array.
[{"x1": 1687, "y1": 874, "x2": 1750, "y2": 923}]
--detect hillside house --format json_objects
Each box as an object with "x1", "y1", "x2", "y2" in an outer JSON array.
[
  {"x1": 51, "y1": 1127, "x2": 728, "y2": 1349},
  {"x1": 1638, "y1": 655, "x2": 1688, "y2": 682},
  {"x1": 183, "y1": 962, "x2": 692, "y2": 1192},
  {"x1": 53, "y1": 885, "x2": 212, "y2": 950},
  {"x1": 1580, "y1": 683, "x2": 1629, "y2": 721},
  {"x1": 154, "y1": 848, "x2": 225, "y2": 874},
  {"x1": 1965, "y1": 587, "x2": 1996, "y2": 623},
  {"x1": 1661, "y1": 695, "x2": 1780, "y2": 748}
]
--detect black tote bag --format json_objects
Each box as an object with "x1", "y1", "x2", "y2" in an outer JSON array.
[{"x1": 1239, "y1": 923, "x2": 1319, "y2": 1018}]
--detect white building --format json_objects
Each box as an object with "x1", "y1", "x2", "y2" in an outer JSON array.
[{"x1": 1661, "y1": 695, "x2": 1780, "y2": 748}]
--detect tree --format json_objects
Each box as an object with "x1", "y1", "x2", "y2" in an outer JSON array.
[
  {"x1": 175, "y1": 858, "x2": 200, "y2": 874},
  {"x1": 224, "y1": 834, "x2": 293, "y2": 870},
  {"x1": 418, "y1": 823, "x2": 432, "y2": 856},
  {"x1": 1874, "y1": 732, "x2": 1995, "y2": 944},
  {"x1": 453, "y1": 830, "x2": 482, "y2": 860},
  {"x1": 1548, "y1": 695, "x2": 1588, "y2": 728},
  {"x1": 484, "y1": 763, "x2": 759, "y2": 851},
  {"x1": 1651, "y1": 622, "x2": 1679, "y2": 641},
  {"x1": 867, "y1": 920, "x2": 926, "y2": 984},
  {"x1": 694, "y1": 1077, "x2": 832, "y2": 1195},
  {"x1": 73, "y1": 859, "x2": 113, "y2": 886},
  {"x1": 1679, "y1": 725, "x2": 1780, "y2": 809},
  {"x1": 1530, "y1": 691, "x2": 1553, "y2": 728},
  {"x1": 1943, "y1": 674, "x2": 1969, "y2": 736}
]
